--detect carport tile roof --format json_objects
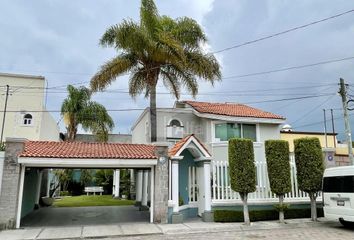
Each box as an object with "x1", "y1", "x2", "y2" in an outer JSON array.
[{"x1": 20, "y1": 141, "x2": 158, "y2": 159}]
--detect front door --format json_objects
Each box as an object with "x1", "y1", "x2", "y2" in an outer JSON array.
[{"x1": 196, "y1": 166, "x2": 205, "y2": 216}]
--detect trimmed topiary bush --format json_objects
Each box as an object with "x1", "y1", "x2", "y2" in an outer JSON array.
[
  {"x1": 294, "y1": 137, "x2": 324, "y2": 221},
  {"x1": 229, "y1": 138, "x2": 256, "y2": 225},
  {"x1": 265, "y1": 140, "x2": 291, "y2": 223}
]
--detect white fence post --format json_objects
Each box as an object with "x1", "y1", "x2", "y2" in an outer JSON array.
[{"x1": 210, "y1": 153, "x2": 318, "y2": 205}]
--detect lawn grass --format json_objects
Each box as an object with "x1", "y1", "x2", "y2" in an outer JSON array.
[{"x1": 53, "y1": 195, "x2": 135, "y2": 207}]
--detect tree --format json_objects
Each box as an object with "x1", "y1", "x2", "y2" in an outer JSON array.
[
  {"x1": 90, "y1": 0, "x2": 221, "y2": 142},
  {"x1": 294, "y1": 137, "x2": 324, "y2": 221},
  {"x1": 80, "y1": 169, "x2": 93, "y2": 186},
  {"x1": 51, "y1": 169, "x2": 73, "y2": 197},
  {"x1": 265, "y1": 140, "x2": 291, "y2": 223},
  {"x1": 229, "y1": 138, "x2": 256, "y2": 225},
  {"x1": 61, "y1": 85, "x2": 114, "y2": 141}
]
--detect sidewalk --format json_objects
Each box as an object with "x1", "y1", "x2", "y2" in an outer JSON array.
[{"x1": 0, "y1": 218, "x2": 335, "y2": 240}]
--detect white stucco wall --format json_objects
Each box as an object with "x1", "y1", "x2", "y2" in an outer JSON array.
[
  {"x1": 39, "y1": 111, "x2": 60, "y2": 141},
  {"x1": 132, "y1": 110, "x2": 150, "y2": 144},
  {"x1": 0, "y1": 151, "x2": 4, "y2": 196}
]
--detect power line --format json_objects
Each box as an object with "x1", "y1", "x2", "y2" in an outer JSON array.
[
  {"x1": 213, "y1": 9, "x2": 354, "y2": 54},
  {"x1": 242, "y1": 93, "x2": 336, "y2": 104},
  {"x1": 290, "y1": 95, "x2": 335, "y2": 125},
  {"x1": 222, "y1": 56, "x2": 354, "y2": 80},
  {"x1": 0, "y1": 94, "x2": 336, "y2": 113}
]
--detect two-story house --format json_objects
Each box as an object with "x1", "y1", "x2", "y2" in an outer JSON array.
[
  {"x1": 0, "y1": 72, "x2": 59, "y2": 141},
  {"x1": 132, "y1": 101, "x2": 303, "y2": 223}
]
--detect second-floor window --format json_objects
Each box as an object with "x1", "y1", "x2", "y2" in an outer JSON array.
[
  {"x1": 23, "y1": 113, "x2": 33, "y2": 125},
  {"x1": 215, "y1": 123, "x2": 257, "y2": 142}
]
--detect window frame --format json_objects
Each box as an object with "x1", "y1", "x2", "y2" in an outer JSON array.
[
  {"x1": 211, "y1": 121, "x2": 259, "y2": 143},
  {"x1": 22, "y1": 113, "x2": 33, "y2": 126}
]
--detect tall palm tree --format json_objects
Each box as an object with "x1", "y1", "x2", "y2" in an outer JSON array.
[
  {"x1": 91, "y1": 0, "x2": 221, "y2": 142},
  {"x1": 61, "y1": 85, "x2": 114, "y2": 141}
]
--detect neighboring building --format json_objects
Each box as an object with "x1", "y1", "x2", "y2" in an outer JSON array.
[
  {"x1": 75, "y1": 133, "x2": 132, "y2": 143},
  {"x1": 0, "y1": 73, "x2": 59, "y2": 141},
  {"x1": 280, "y1": 129, "x2": 351, "y2": 167}
]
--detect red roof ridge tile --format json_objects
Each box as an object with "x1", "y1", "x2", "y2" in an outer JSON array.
[{"x1": 181, "y1": 100, "x2": 285, "y2": 120}]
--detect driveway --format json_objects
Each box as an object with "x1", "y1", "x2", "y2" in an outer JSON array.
[{"x1": 21, "y1": 205, "x2": 149, "y2": 227}]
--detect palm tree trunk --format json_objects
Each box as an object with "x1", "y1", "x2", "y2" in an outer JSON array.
[{"x1": 149, "y1": 83, "x2": 157, "y2": 143}]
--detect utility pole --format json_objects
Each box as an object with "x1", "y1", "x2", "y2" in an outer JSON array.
[
  {"x1": 330, "y1": 109, "x2": 336, "y2": 148},
  {"x1": 0, "y1": 85, "x2": 10, "y2": 144},
  {"x1": 339, "y1": 78, "x2": 354, "y2": 164},
  {"x1": 323, "y1": 109, "x2": 328, "y2": 148}
]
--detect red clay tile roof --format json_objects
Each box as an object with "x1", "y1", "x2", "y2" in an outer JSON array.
[
  {"x1": 20, "y1": 141, "x2": 157, "y2": 159},
  {"x1": 169, "y1": 134, "x2": 211, "y2": 157},
  {"x1": 182, "y1": 101, "x2": 285, "y2": 119}
]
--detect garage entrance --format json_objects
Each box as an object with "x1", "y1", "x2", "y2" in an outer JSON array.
[{"x1": 13, "y1": 141, "x2": 163, "y2": 228}]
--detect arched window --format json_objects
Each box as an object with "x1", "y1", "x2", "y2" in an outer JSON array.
[
  {"x1": 23, "y1": 114, "x2": 33, "y2": 125},
  {"x1": 169, "y1": 119, "x2": 182, "y2": 127}
]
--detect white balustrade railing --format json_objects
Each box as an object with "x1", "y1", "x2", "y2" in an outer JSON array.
[{"x1": 211, "y1": 154, "x2": 321, "y2": 204}]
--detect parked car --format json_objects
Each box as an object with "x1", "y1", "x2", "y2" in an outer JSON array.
[{"x1": 323, "y1": 165, "x2": 354, "y2": 226}]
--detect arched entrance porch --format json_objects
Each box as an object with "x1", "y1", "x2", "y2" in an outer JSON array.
[{"x1": 168, "y1": 134, "x2": 213, "y2": 223}]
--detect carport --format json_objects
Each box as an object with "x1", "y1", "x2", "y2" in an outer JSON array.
[{"x1": 15, "y1": 141, "x2": 162, "y2": 228}]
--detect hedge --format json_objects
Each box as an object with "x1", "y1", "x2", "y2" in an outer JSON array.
[
  {"x1": 294, "y1": 138, "x2": 324, "y2": 193},
  {"x1": 214, "y1": 208, "x2": 324, "y2": 222},
  {"x1": 229, "y1": 138, "x2": 256, "y2": 194},
  {"x1": 265, "y1": 140, "x2": 291, "y2": 195}
]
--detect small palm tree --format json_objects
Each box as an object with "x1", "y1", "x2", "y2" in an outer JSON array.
[
  {"x1": 90, "y1": 0, "x2": 221, "y2": 142},
  {"x1": 61, "y1": 85, "x2": 114, "y2": 141}
]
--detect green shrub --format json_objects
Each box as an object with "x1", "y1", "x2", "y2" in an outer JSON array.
[
  {"x1": 229, "y1": 138, "x2": 256, "y2": 194},
  {"x1": 294, "y1": 138, "x2": 324, "y2": 193},
  {"x1": 60, "y1": 191, "x2": 70, "y2": 196},
  {"x1": 214, "y1": 208, "x2": 324, "y2": 222},
  {"x1": 265, "y1": 140, "x2": 291, "y2": 195},
  {"x1": 0, "y1": 142, "x2": 5, "y2": 151},
  {"x1": 294, "y1": 137, "x2": 324, "y2": 221}
]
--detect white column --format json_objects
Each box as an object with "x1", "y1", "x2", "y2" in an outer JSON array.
[
  {"x1": 142, "y1": 170, "x2": 148, "y2": 206},
  {"x1": 35, "y1": 170, "x2": 43, "y2": 206},
  {"x1": 203, "y1": 161, "x2": 212, "y2": 212},
  {"x1": 114, "y1": 169, "x2": 120, "y2": 198},
  {"x1": 46, "y1": 170, "x2": 51, "y2": 197},
  {"x1": 112, "y1": 170, "x2": 116, "y2": 195},
  {"x1": 172, "y1": 160, "x2": 179, "y2": 213},
  {"x1": 136, "y1": 170, "x2": 143, "y2": 203},
  {"x1": 150, "y1": 167, "x2": 154, "y2": 223},
  {"x1": 16, "y1": 165, "x2": 25, "y2": 229}
]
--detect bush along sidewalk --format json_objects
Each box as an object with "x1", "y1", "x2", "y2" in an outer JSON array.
[
  {"x1": 294, "y1": 137, "x2": 324, "y2": 221},
  {"x1": 214, "y1": 208, "x2": 324, "y2": 222},
  {"x1": 228, "y1": 138, "x2": 257, "y2": 225},
  {"x1": 265, "y1": 140, "x2": 291, "y2": 223}
]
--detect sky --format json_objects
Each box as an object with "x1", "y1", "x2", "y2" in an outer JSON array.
[{"x1": 1, "y1": 0, "x2": 354, "y2": 140}]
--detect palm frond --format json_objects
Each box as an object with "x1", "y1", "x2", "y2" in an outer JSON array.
[
  {"x1": 90, "y1": 54, "x2": 138, "y2": 91},
  {"x1": 184, "y1": 50, "x2": 222, "y2": 83},
  {"x1": 128, "y1": 68, "x2": 149, "y2": 98},
  {"x1": 140, "y1": 0, "x2": 160, "y2": 36},
  {"x1": 160, "y1": 69, "x2": 181, "y2": 99}
]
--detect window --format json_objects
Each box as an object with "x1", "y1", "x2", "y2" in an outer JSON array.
[
  {"x1": 214, "y1": 123, "x2": 257, "y2": 142},
  {"x1": 323, "y1": 176, "x2": 354, "y2": 193},
  {"x1": 23, "y1": 114, "x2": 33, "y2": 125},
  {"x1": 169, "y1": 119, "x2": 182, "y2": 127}
]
